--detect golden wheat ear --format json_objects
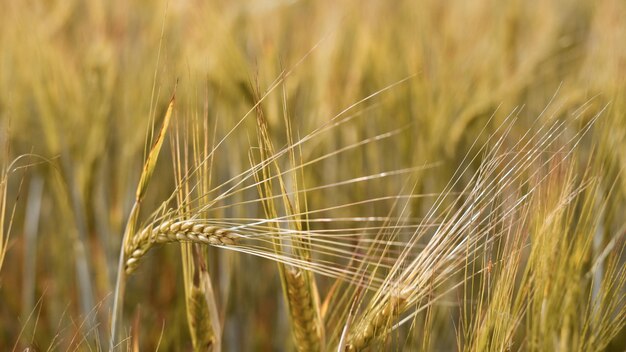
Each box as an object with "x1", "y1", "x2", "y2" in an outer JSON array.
[
  {"x1": 123, "y1": 219, "x2": 239, "y2": 274},
  {"x1": 344, "y1": 294, "x2": 406, "y2": 351},
  {"x1": 187, "y1": 284, "x2": 216, "y2": 351},
  {"x1": 249, "y1": 83, "x2": 325, "y2": 351},
  {"x1": 185, "y1": 248, "x2": 220, "y2": 352}
]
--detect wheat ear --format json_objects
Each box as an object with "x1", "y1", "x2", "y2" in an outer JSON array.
[
  {"x1": 285, "y1": 268, "x2": 324, "y2": 351},
  {"x1": 344, "y1": 295, "x2": 406, "y2": 351},
  {"x1": 111, "y1": 92, "x2": 176, "y2": 349},
  {"x1": 188, "y1": 285, "x2": 216, "y2": 351},
  {"x1": 124, "y1": 219, "x2": 239, "y2": 274}
]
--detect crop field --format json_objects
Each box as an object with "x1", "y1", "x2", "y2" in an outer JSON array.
[{"x1": 0, "y1": 0, "x2": 625, "y2": 351}]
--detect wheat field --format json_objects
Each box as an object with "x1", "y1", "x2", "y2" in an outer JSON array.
[{"x1": 0, "y1": 0, "x2": 625, "y2": 351}]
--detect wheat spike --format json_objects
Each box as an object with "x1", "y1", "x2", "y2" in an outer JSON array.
[
  {"x1": 285, "y1": 268, "x2": 323, "y2": 352},
  {"x1": 188, "y1": 285, "x2": 216, "y2": 351},
  {"x1": 124, "y1": 219, "x2": 239, "y2": 274},
  {"x1": 344, "y1": 295, "x2": 406, "y2": 351}
]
